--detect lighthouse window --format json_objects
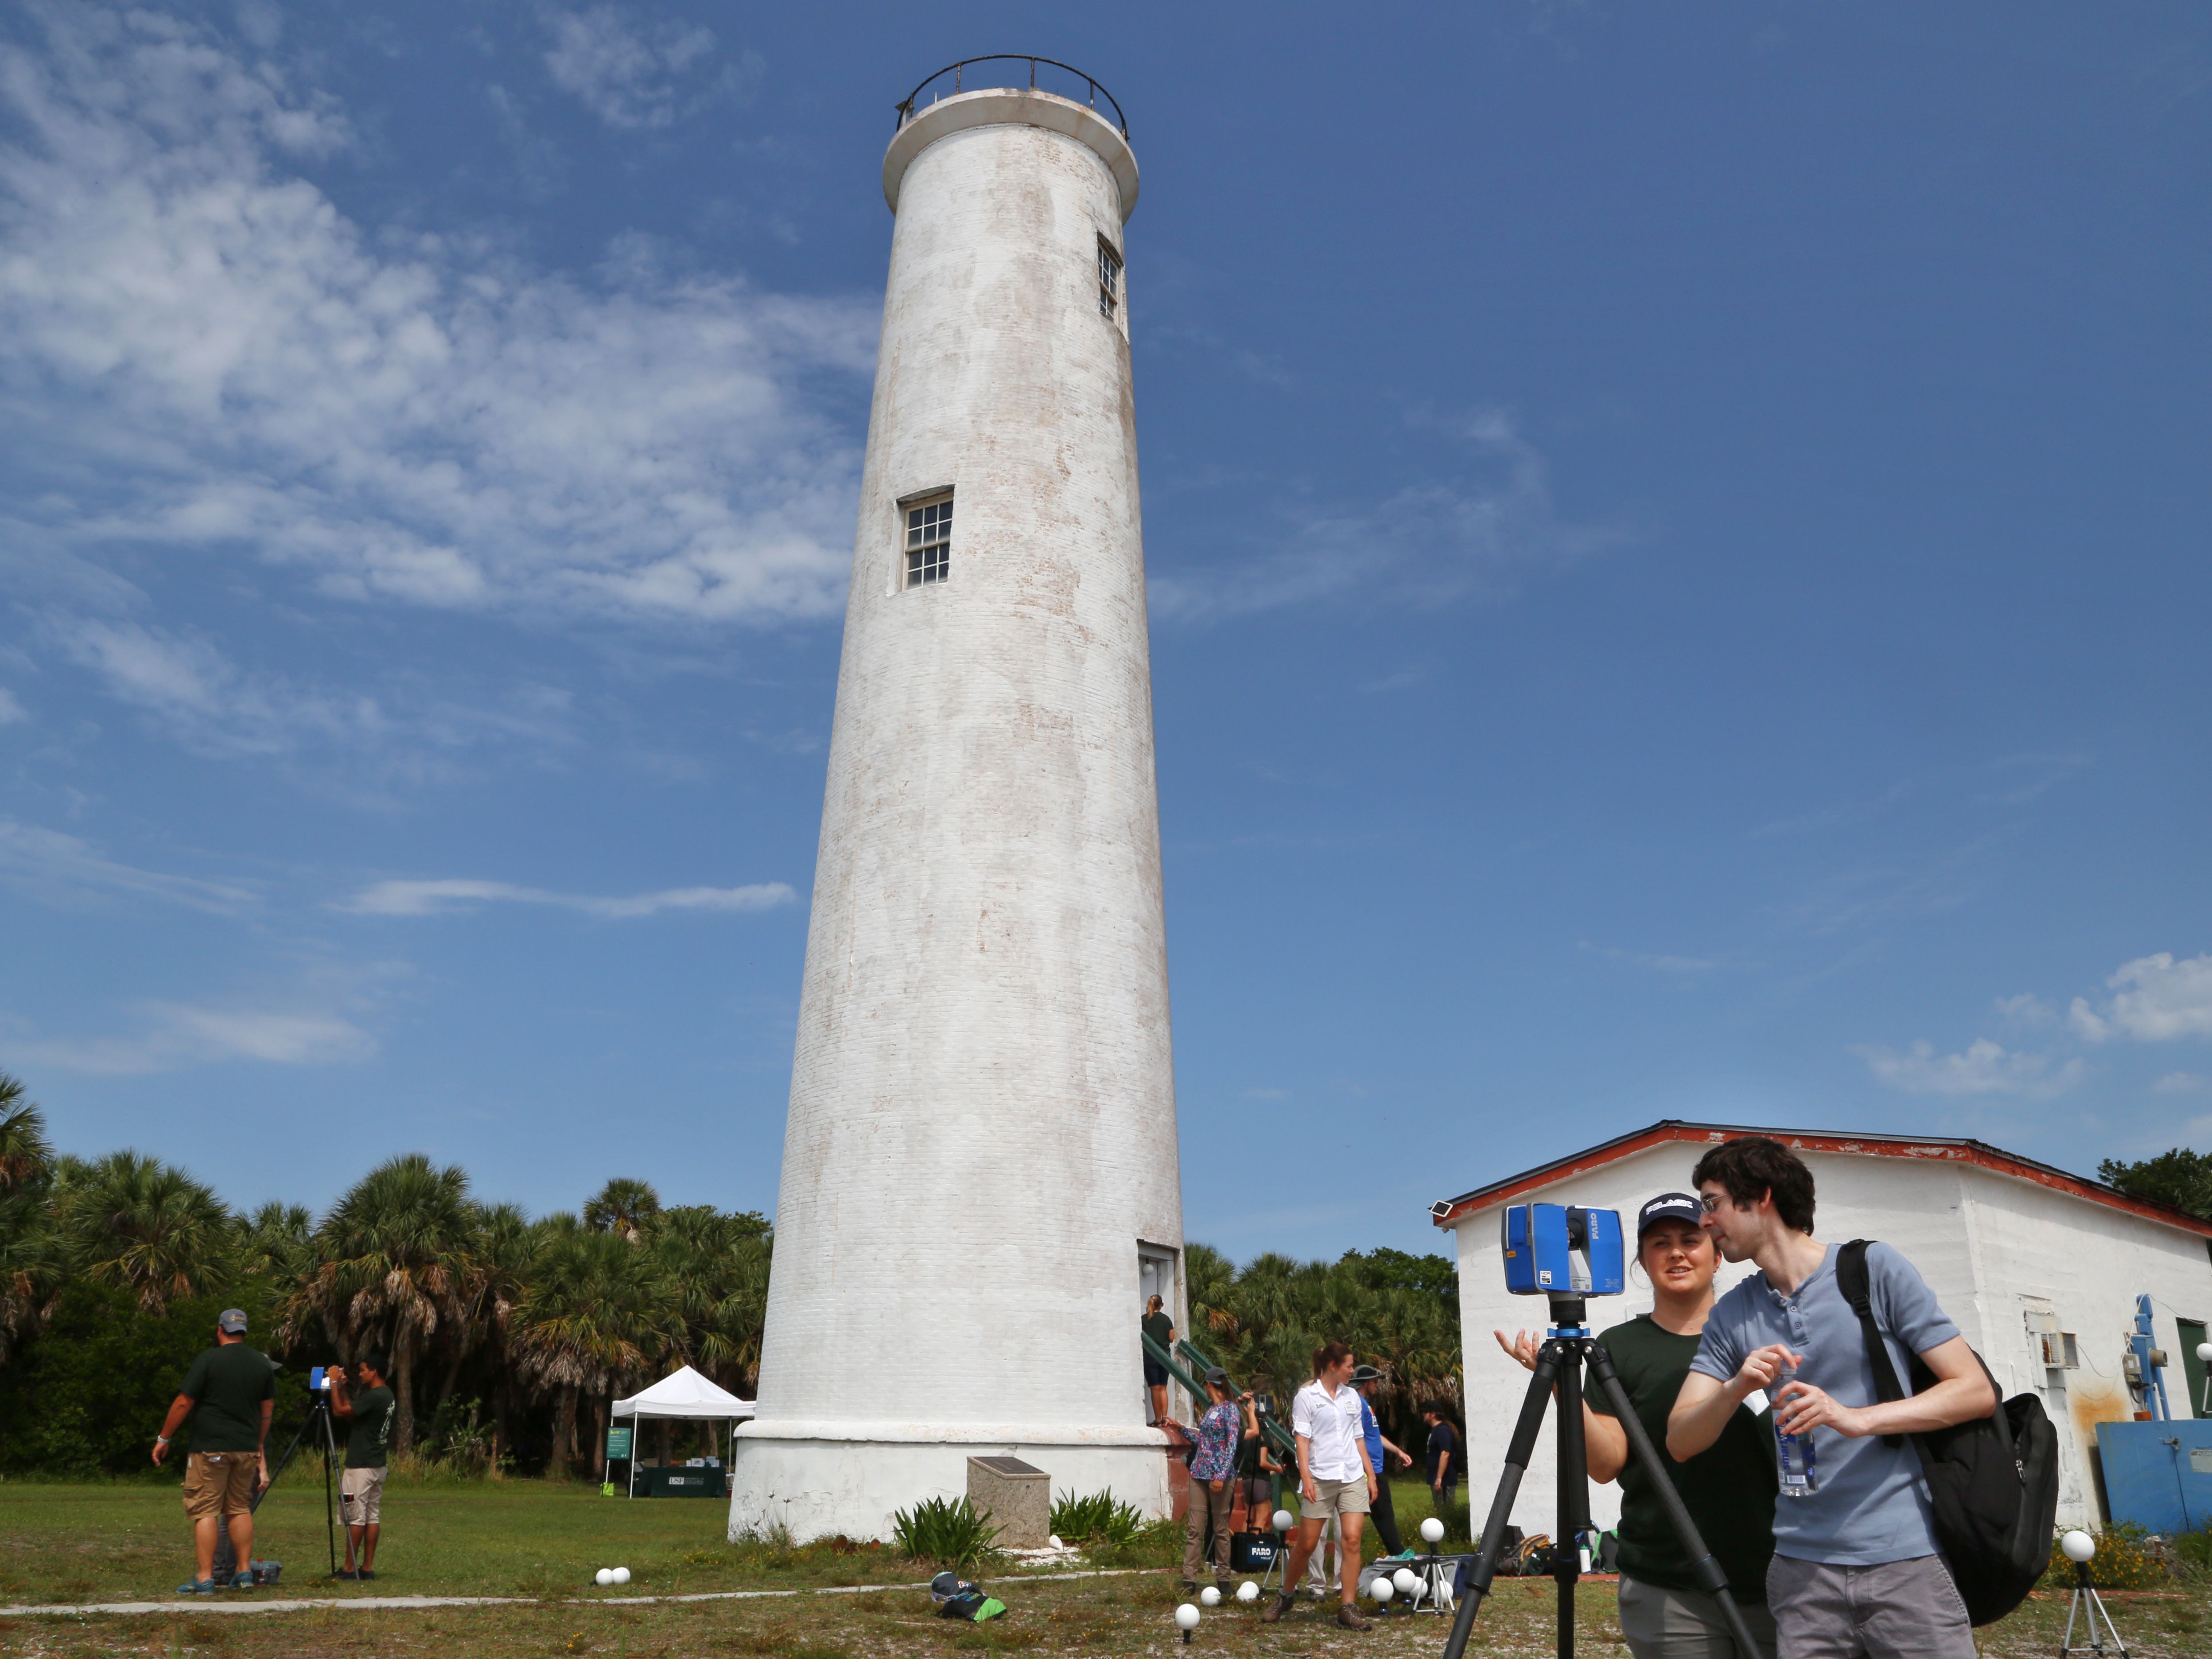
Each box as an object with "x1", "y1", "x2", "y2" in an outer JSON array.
[
  {"x1": 1097, "y1": 238, "x2": 1121, "y2": 319},
  {"x1": 905, "y1": 495, "x2": 952, "y2": 588}
]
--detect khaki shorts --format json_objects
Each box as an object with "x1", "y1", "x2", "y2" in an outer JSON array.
[
  {"x1": 340, "y1": 1466, "x2": 387, "y2": 1526},
  {"x1": 1618, "y1": 1574, "x2": 1778, "y2": 1659},
  {"x1": 1301, "y1": 1476, "x2": 1371, "y2": 1520},
  {"x1": 182, "y1": 1452, "x2": 261, "y2": 1519}
]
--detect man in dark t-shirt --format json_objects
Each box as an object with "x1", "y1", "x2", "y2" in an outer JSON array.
[
  {"x1": 153, "y1": 1307, "x2": 275, "y2": 1593},
  {"x1": 1422, "y1": 1410, "x2": 1460, "y2": 1506},
  {"x1": 330, "y1": 1356, "x2": 395, "y2": 1579}
]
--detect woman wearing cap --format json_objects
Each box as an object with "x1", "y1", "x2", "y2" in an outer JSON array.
[
  {"x1": 1181, "y1": 1368, "x2": 1244, "y2": 1595},
  {"x1": 1495, "y1": 1192, "x2": 1777, "y2": 1659}
]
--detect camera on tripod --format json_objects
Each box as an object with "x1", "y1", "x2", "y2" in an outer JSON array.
[{"x1": 1499, "y1": 1203, "x2": 1625, "y2": 1298}]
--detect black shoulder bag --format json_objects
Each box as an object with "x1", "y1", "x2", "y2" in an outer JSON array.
[{"x1": 1835, "y1": 1239, "x2": 2060, "y2": 1626}]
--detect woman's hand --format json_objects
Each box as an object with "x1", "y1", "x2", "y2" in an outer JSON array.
[{"x1": 1493, "y1": 1328, "x2": 1543, "y2": 1372}]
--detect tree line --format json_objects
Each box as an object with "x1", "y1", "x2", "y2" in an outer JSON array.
[{"x1": 0, "y1": 1071, "x2": 1468, "y2": 1476}]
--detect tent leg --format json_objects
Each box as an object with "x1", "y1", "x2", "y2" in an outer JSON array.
[{"x1": 628, "y1": 1417, "x2": 638, "y2": 1499}]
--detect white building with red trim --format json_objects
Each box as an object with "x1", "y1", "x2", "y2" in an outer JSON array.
[{"x1": 1431, "y1": 1121, "x2": 2212, "y2": 1538}]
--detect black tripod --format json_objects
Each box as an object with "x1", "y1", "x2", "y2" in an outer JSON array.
[
  {"x1": 213, "y1": 1388, "x2": 342, "y2": 1584},
  {"x1": 1441, "y1": 1294, "x2": 1764, "y2": 1659}
]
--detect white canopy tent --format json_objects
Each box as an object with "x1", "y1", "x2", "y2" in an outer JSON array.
[{"x1": 606, "y1": 1366, "x2": 756, "y2": 1497}]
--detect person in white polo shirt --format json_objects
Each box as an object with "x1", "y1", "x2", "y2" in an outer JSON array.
[{"x1": 1262, "y1": 1340, "x2": 1377, "y2": 1630}]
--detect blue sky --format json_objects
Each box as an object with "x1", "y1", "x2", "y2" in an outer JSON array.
[{"x1": 2, "y1": 2, "x2": 2207, "y2": 1261}]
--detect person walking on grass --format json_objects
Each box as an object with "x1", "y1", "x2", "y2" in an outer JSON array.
[
  {"x1": 328, "y1": 1356, "x2": 394, "y2": 1580},
  {"x1": 1423, "y1": 1406, "x2": 1460, "y2": 1513},
  {"x1": 1498, "y1": 1192, "x2": 1779, "y2": 1659},
  {"x1": 152, "y1": 1308, "x2": 273, "y2": 1594},
  {"x1": 1350, "y1": 1365, "x2": 1415, "y2": 1555},
  {"x1": 1263, "y1": 1341, "x2": 1376, "y2": 1630},
  {"x1": 1181, "y1": 1367, "x2": 1246, "y2": 1596},
  {"x1": 1668, "y1": 1136, "x2": 1995, "y2": 1659},
  {"x1": 1142, "y1": 1294, "x2": 1174, "y2": 1425}
]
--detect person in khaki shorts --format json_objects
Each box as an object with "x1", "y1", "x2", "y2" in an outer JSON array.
[
  {"x1": 1262, "y1": 1341, "x2": 1376, "y2": 1630},
  {"x1": 152, "y1": 1308, "x2": 274, "y2": 1593},
  {"x1": 329, "y1": 1355, "x2": 394, "y2": 1580}
]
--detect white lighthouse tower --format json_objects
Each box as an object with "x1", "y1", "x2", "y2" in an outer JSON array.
[{"x1": 727, "y1": 60, "x2": 1184, "y2": 1542}]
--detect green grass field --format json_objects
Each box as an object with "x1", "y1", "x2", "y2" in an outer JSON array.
[{"x1": 0, "y1": 1477, "x2": 2203, "y2": 1657}]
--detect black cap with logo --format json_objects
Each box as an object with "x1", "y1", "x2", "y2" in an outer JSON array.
[{"x1": 1636, "y1": 1192, "x2": 1703, "y2": 1238}]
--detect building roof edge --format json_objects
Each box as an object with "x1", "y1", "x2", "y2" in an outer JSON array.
[{"x1": 1427, "y1": 1119, "x2": 2212, "y2": 1240}]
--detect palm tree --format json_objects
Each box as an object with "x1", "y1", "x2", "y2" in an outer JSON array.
[
  {"x1": 649, "y1": 1204, "x2": 772, "y2": 1392},
  {"x1": 511, "y1": 1226, "x2": 677, "y2": 1476},
  {"x1": 311, "y1": 1154, "x2": 476, "y2": 1458},
  {"x1": 0, "y1": 1075, "x2": 59, "y2": 1363},
  {"x1": 56, "y1": 1149, "x2": 234, "y2": 1313},
  {"x1": 582, "y1": 1178, "x2": 661, "y2": 1242}
]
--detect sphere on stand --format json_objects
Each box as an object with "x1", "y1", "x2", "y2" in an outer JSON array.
[
  {"x1": 1174, "y1": 1603, "x2": 1202, "y2": 1631},
  {"x1": 1199, "y1": 1585, "x2": 1221, "y2": 1607},
  {"x1": 1272, "y1": 1508, "x2": 1295, "y2": 1533},
  {"x1": 1369, "y1": 1576, "x2": 1394, "y2": 1604},
  {"x1": 1420, "y1": 1516, "x2": 1446, "y2": 1544},
  {"x1": 1236, "y1": 1580, "x2": 1260, "y2": 1602},
  {"x1": 1392, "y1": 1568, "x2": 1419, "y2": 1596},
  {"x1": 611, "y1": 1567, "x2": 631, "y2": 1585},
  {"x1": 594, "y1": 1568, "x2": 613, "y2": 1587},
  {"x1": 2061, "y1": 1530, "x2": 2097, "y2": 1565}
]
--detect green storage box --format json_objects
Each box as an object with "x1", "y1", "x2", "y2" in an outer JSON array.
[{"x1": 639, "y1": 1464, "x2": 727, "y2": 1498}]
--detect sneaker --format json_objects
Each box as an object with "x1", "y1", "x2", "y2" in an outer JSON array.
[
  {"x1": 175, "y1": 1578, "x2": 220, "y2": 1596},
  {"x1": 357, "y1": 1569, "x2": 377, "y2": 1581},
  {"x1": 334, "y1": 1568, "x2": 359, "y2": 1581},
  {"x1": 1260, "y1": 1592, "x2": 1294, "y2": 1624},
  {"x1": 228, "y1": 1571, "x2": 257, "y2": 1589},
  {"x1": 1179, "y1": 1579, "x2": 1199, "y2": 1595},
  {"x1": 1337, "y1": 1603, "x2": 1371, "y2": 1630}
]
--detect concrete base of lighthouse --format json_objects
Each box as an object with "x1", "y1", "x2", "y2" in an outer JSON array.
[{"x1": 727, "y1": 1420, "x2": 1171, "y2": 1543}]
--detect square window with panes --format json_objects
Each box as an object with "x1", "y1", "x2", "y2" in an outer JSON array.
[
  {"x1": 1098, "y1": 238, "x2": 1122, "y2": 320},
  {"x1": 905, "y1": 495, "x2": 951, "y2": 587}
]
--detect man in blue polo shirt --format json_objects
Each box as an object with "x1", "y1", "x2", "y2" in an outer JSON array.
[{"x1": 1667, "y1": 1137, "x2": 1994, "y2": 1659}]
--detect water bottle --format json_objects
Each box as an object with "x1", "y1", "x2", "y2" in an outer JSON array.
[{"x1": 1774, "y1": 1356, "x2": 1819, "y2": 1498}]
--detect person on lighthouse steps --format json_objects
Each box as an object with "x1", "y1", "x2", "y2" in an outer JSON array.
[
  {"x1": 1262, "y1": 1342, "x2": 1376, "y2": 1630},
  {"x1": 1497, "y1": 1193, "x2": 1779, "y2": 1659}
]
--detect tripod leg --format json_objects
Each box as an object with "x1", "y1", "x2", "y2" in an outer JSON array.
[
  {"x1": 323, "y1": 1403, "x2": 341, "y2": 1579},
  {"x1": 1585, "y1": 1341, "x2": 1768, "y2": 1659},
  {"x1": 1441, "y1": 1338, "x2": 1565, "y2": 1659},
  {"x1": 1557, "y1": 1345, "x2": 1590, "y2": 1659}
]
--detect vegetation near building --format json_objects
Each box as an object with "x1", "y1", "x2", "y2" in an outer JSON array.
[{"x1": 0, "y1": 1070, "x2": 1468, "y2": 1476}]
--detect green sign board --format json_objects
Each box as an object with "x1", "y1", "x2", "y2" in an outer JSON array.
[{"x1": 606, "y1": 1425, "x2": 632, "y2": 1459}]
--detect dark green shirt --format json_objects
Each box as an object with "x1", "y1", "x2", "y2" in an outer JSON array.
[
  {"x1": 178, "y1": 1342, "x2": 275, "y2": 1453},
  {"x1": 1142, "y1": 1310, "x2": 1173, "y2": 1352},
  {"x1": 1589, "y1": 1314, "x2": 1776, "y2": 1603},
  {"x1": 344, "y1": 1384, "x2": 395, "y2": 1469}
]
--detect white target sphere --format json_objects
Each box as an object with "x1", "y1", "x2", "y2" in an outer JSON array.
[
  {"x1": 1421, "y1": 1515, "x2": 1446, "y2": 1544},
  {"x1": 1175, "y1": 1602, "x2": 1201, "y2": 1631},
  {"x1": 594, "y1": 1568, "x2": 613, "y2": 1586},
  {"x1": 1370, "y1": 1576, "x2": 1395, "y2": 1604},
  {"x1": 2061, "y1": 1530, "x2": 2097, "y2": 1564},
  {"x1": 1199, "y1": 1585, "x2": 1221, "y2": 1607},
  {"x1": 1272, "y1": 1508, "x2": 1295, "y2": 1532},
  {"x1": 2198, "y1": 1341, "x2": 2212, "y2": 1363},
  {"x1": 1236, "y1": 1579, "x2": 1260, "y2": 1602},
  {"x1": 1048, "y1": 1534, "x2": 1063, "y2": 1550},
  {"x1": 1393, "y1": 1568, "x2": 1419, "y2": 1595},
  {"x1": 611, "y1": 1567, "x2": 630, "y2": 1585}
]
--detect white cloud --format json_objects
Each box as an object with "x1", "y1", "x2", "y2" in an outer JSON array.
[
  {"x1": 1149, "y1": 409, "x2": 1614, "y2": 622},
  {"x1": 0, "y1": 818, "x2": 255, "y2": 912},
  {"x1": 338, "y1": 876, "x2": 797, "y2": 919},
  {"x1": 2152, "y1": 1072, "x2": 2212, "y2": 1095},
  {"x1": 0, "y1": 688, "x2": 24, "y2": 724},
  {"x1": 540, "y1": 5, "x2": 749, "y2": 130},
  {"x1": 1581, "y1": 941, "x2": 1718, "y2": 975},
  {"x1": 9, "y1": 1001, "x2": 374, "y2": 1075},
  {"x1": 2069, "y1": 953, "x2": 2212, "y2": 1044},
  {"x1": 0, "y1": 6, "x2": 872, "y2": 637},
  {"x1": 1992, "y1": 993, "x2": 2055, "y2": 1026},
  {"x1": 1856, "y1": 1038, "x2": 2084, "y2": 1099}
]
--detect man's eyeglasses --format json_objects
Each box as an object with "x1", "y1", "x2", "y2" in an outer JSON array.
[{"x1": 1698, "y1": 1193, "x2": 1725, "y2": 1213}]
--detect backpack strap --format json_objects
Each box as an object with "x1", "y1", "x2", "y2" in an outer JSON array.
[{"x1": 1837, "y1": 1239, "x2": 1908, "y2": 1451}]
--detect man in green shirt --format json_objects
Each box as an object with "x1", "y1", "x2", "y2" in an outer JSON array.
[
  {"x1": 329, "y1": 1355, "x2": 395, "y2": 1580},
  {"x1": 1496, "y1": 1194, "x2": 1777, "y2": 1659},
  {"x1": 153, "y1": 1308, "x2": 275, "y2": 1593}
]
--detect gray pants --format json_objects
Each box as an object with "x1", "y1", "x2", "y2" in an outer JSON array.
[
  {"x1": 1182, "y1": 1478, "x2": 1232, "y2": 1584},
  {"x1": 1765, "y1": 1554, "x2": 1975, "y2": 1659},
  {"x1": 1617, "y1": 1576, "x2": 1778, "y2": 1659}
]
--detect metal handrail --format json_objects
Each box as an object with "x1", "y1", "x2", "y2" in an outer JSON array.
[{"x1": 895, "y1": 56, "x2": 1127, "y2": 138}]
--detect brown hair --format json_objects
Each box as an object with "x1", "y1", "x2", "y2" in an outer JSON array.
[
  {"x1": 1691, "y1": 1135, "x2": 1816, "y2": 1234},
  {"x1": 1312, "y1": 1340, "x2": 1353, "y2": 1378}
]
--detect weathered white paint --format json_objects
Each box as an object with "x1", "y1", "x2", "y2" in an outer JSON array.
[
  {"x1": 1443, "y1": 1139, "x2": 2212, "y2": 1537},
  {"x1": 729, "y1": 85, "x2": 1182, "y2": 1543}
]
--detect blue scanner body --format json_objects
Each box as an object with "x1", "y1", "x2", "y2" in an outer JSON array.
[{"x1": 1501, "y1": 1203, "x2": 1625, "y2": 1296}]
